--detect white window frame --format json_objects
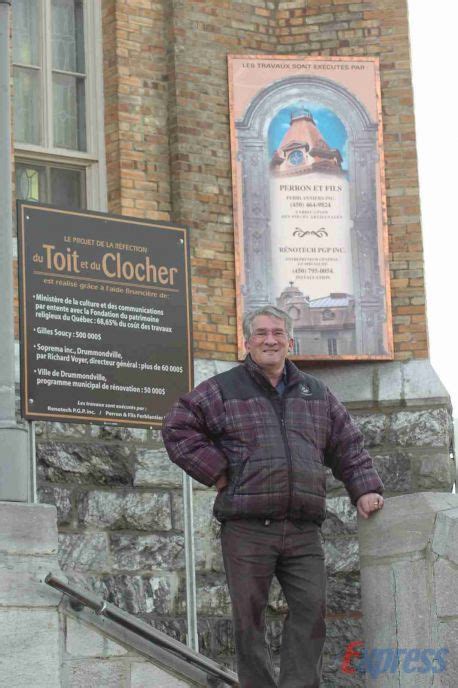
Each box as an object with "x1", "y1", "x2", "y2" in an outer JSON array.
[{"x1": 13, "y1": 0, "x2": 107, "y2": 211}]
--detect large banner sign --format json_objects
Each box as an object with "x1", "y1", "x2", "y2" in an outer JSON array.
[
  {"x1": 228, "y1": 55, "x2": 393, "y2": 360},
  {"x1": 18, "y1": 203, "x2": 192, "y2": 427}
]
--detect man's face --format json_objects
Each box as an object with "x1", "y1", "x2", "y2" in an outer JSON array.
[{"x1": 245, "y1": 315, "x2": 293, "y2": 370}]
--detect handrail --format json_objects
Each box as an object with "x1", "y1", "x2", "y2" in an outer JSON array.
[{"x1": 45, "y1": 573, "x2": 239, "y2": 687}]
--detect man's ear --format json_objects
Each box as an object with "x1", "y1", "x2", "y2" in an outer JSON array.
[{"x1": 288, "y1": 338, "x2": 294, "y2": 353}]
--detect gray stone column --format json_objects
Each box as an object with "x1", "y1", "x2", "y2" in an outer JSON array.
[
  {"x1": 0, "y1": 502, "x2": 62, "y2": 687},
  {"x1": 0, "y1": 0, "x2": 33, "y2": 501},
  {"x1": 358, "y1": 493, "x2": 458, "y2": 687}
]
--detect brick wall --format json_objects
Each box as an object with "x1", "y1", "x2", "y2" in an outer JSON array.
[
  {"x1": 102, "y1": 0, "x2": 172, "y2": 220},
  {"x1": 102, "y1": 0, "x2": 427, "y2": 361}
]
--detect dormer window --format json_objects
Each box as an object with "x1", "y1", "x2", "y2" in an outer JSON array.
[{"x1": 322, "y1": 309, "x2": 335, "y2": 321}]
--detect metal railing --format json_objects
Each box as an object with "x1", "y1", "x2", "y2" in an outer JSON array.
[{"x1": 45, "y1": 573, "x2": 239, "y2": 687}]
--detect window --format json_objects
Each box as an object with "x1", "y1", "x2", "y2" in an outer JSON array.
[
  {"x1": 328, "y1": 338, "x2": 338, "y2": 355},
  {"x1": 293, "y1": 338, "x2": 300, "y2": 355},
  {"x1": 15, "y1": 161, "x2": 86, "y2": 209},
  {"x1": 12, "y1": 0, "x2": 106, "y2": 210},
  {"x1": 322, "y1": 308, "x2": 336, "y2": 321}
]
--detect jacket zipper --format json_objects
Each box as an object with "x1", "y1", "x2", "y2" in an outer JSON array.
[{"x1": 270, "y1": 392, "x2": 294, "y2": 518}]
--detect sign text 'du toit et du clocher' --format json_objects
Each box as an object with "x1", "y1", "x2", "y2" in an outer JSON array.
[
  {"x1": 228, "y1": 55, "x2": 393, "y2": 361},
  {"x1": 18, "y1": 202, "x2": 193, "y2": 428}
]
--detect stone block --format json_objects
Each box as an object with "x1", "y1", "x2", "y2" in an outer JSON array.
[
  {"x1": 192, "y1": 491, "x2": 224, "y2": 572},
  {"x1": 46, "y1": 422, "x2": 88, "y2": 438},
  {"x1": 62, "y1": 659, "x2": 129, "y2": 687},
  {"x1": 323, "y1": 616, "x2": 364, "y2": 687},
  {"x1": 391, "y1": 558, "x2": 431, "y2": 648},
  {"x1": 37, "y1": 442, "x2": 132, "y2": 486},
  {"x1": 58, "y1": 533, "x2": 110, "y2": 573},
  {"x1": 130, "y1": 662, "x2": 191, "y2": 687},
  {"x1": 322, "y1": 496, "x2": 357, "y2": 536},
  {"x1": 0, "y1": 609, "x2": 60, "y2": 687},
  {"x1": 88, "y1": 573, "x2": 180, "y2": 615},
  {"x1": 195, "y1": 574, "x2": 231, "y2": 615},
  {"x1": 35, "y1": 421, "x2": 46, "y2": 437},
  {"x1": 0, "y1": 554, "x2": 61, "y2": 608},
  {"x1": 358, "y1": 493, "x2": 458, "y2": 560},
  {"x1": 0, "y1": 502, "x2": 58, "y2": 555},
  {"x1": 324, "y1": 538, "x2": 359, "y2": 574},
  {"x1": 437, "y1": 620, "x2": 458, "y2": 685},
  {"x1": 388, "y1": 408, "x2": 450, "y2": 448},
  {"x1": 38, "y1": 485, "x2": 73, "y2": 525},
  {"x1": 197, "y1": 617, "x2": 235, "y2": 658},
  {"x1": 150, "y1": 617, "x2": 187, "y2": 647},
  {"x1": 170, "y1": 491, "x2": 185, "y2": 531},
  {"x1": 0, "y1": 426, "x2": 30, "y2": 501},
  {"x1": 268, "y1": 576, "x2": 288, "y2": 614},
  {"x1": 194, "y1": 359, "x2": 236, "y2": 386},
  {"x1": 432, "y1": 507, "x2": 458, "y2": 565},
  {"x1": 377, "y1": 360, "x2": 402, "y2": 406},
  {"x1": 307, "y1": 364, "x2": 375, "y2": 405},
  {"x1": 360, "y1": 563, "x2": 397, "y2": 647},
  {"x1": 77, "y1": 490, "x2": 172, "y2": 531},
  {"x1": 434, "y1": 559, "x2": 458, "y2": 617},
  {"x1": 414, "y1": 452, "x2": 453, "y2": 490},
  {"x1": 92, "y1": 425, "x2": 148, "y2": 442},
  {"x1": 403, "y1": 359, "x2": 450, "y2": 406},
  {"x1": 65, "y1": 616, "x2": 127, "y2": 657},
  {"x1": 110, "y1": 533, "x2": 185, "y2": 571},
  {"x1": 371, "y1": 452, "x2": 411, "y2": 492},
  {"x1": 326, "y1": 573, "x2": 361, "y2": 614},
  {"x1": 351, "y1": 414, "x2": 386, "y2": 447},
  {"x1": 133, "y1": 448, "x2": 183, "y2": 488}
]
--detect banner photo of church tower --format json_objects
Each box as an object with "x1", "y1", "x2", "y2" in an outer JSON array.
[{"x1": 228, "y1": 56, "x2": 393, "y2": 361}]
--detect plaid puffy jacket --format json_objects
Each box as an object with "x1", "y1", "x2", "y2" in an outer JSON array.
[{"x1": 162, "y1": 355, "x2": 383, "y2": 524}]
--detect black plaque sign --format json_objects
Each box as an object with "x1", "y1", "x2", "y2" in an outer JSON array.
[{"x1": 18, "y1": 202, "x2": 193, "y2": 427}]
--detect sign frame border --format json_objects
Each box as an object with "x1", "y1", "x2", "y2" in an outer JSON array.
[
  {"x1": 228, "y1": 54, "x2": 393, "y2": 362},
  {"x1": 17, "y1": 201, "x2": 194, "y2": 427}
]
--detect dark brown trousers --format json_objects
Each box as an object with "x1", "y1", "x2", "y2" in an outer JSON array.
[{"x1": 221, "y1": 518, "x2": 326, "y2": 688}]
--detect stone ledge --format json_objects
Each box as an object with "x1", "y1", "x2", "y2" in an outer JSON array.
[
  {"x1": 0, "y1": 502, "x2": 58, "y2": 556},
  {"x1": 358, "y1": 493, "x2": 458, "y2": 560},
  {"x1": 194, "y1": 357, "x2": 451, "y2": 407},
  {"x1": 0, "y1": 554, "x2": 62, "y2": 608}
]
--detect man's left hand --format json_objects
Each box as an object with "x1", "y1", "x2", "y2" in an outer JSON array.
[{"x1": 356, "y1": 493, "x2": 384, "y2": 519}]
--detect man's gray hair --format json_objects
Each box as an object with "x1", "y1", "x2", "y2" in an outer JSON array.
[{"x1": 243, "y1": 305, "x2": 293, "y2": 340}]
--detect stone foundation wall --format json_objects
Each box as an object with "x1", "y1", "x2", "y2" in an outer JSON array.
[
  {"x1": 358, "y1": 493, "x2": 458, "y2": 687},
  {"x1": 37, "y1": 358, "x2": 454, "y2": 685}
]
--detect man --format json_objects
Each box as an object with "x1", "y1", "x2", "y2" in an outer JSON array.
[{"x1": 162, "y1": 305, "x2": 383, "y2": 688}]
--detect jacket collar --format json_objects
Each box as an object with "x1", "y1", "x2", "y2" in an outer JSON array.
[{"x1": 243, "y1": 354, "x2": 303, "y2": 390}]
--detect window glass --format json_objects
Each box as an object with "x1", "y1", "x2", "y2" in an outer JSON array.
[
  {"x1": 53, "y1": 74, "x2": 86, "y2": 150},
  {"x1": 13, "y1": 68, "x2": 42, "y2": 145},
  {"x1": 16, "y1": 164, "x2": 46, "y2": 202},
  {"x1": 13, "y1": 0, "x2": 40, "y2": 66},
  {"x1": 50, "y1": 167, "x2": 85, "y2": 208},
  {"x1": 16, "y1": 162, "x2": 85, "y2": 209},
  {"x1": 52, "y1": 0, "x2": 85, "y2": 73}
]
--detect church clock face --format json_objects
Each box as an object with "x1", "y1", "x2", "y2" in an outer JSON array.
[{"x1": 288, "y1": 150, "x2": 304, "y2": 165}]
